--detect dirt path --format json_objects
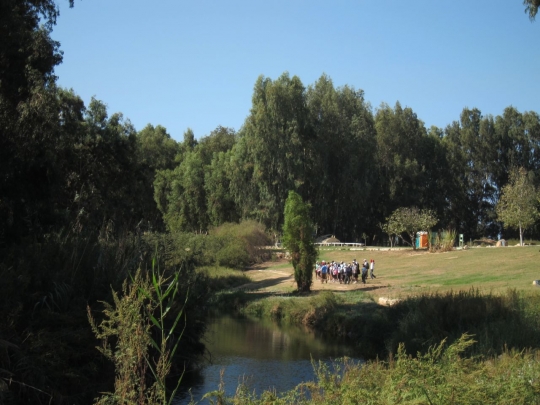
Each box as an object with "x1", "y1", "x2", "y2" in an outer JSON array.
[{"x1": 240, "y1": 259, "x2": 391, "y2": 298}]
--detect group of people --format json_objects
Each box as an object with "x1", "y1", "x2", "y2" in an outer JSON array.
[{"x1": 315, "y1": 259, "x2": 376, "y2": 285}]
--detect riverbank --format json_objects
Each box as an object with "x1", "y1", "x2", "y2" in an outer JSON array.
[
  {"x1": 200, "y1": 333, "x2": 540, "y2": 405},
  {"x1": 211, "y1": 246, "x2": 540, "y2": 359}
]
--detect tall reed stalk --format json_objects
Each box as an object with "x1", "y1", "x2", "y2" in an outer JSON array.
[{"x1": 88, "y1": 259, "x2": 187, "y2": 405}]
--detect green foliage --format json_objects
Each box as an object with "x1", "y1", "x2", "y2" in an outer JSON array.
[
  {"x1": 524, "y1": 0, "x2": 540, "y2": 20},
  {"x1": 306, "y1": 75, "x2": 377, "y2": 240},
  {"x1": 428, "y1": 229, "x2": 457, "y2": 252},
  {"x1": 215, "y1": 240, "x2": 250, "y2": 269},
  {"x1": 230, "y1": 73, "x2": 313, "y2": 231},
  {"x1": 141, "y1": 222, "x2": 271, "y2": 272},
  {"x1": 212, "y1": 221, "x2": 272, "y2": 268},
  {"x1": 308, "y1": 334, "x2": 540, "y2": 405},
  {"x1": 385, "y1": 207, "x2": 438, "y2": 249},
  {"x1": 205, "y1": 151, "x2": 240, "y2": 226},
  {"x1": 202, "y1": 334, "x2": 540, "y2": 404},
  {"x1": 242, "y1": 291, "x2": 342, "y2": 327},
  {"x1": 240, "y1": 288, "x2": 540, "y2": 361},
  {"x1": 88, "y1": 263, "x2": 187, "y2": 405},
  {"x1": 282, "y1": 191, "x2": 317, "y2": 292},
  {"x1": 496, "y1": 167, "x2": 540, "y2": 246}
]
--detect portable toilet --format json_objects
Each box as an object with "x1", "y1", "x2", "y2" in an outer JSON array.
[{"x1": 416, "y1": 231, "x2": 428, "y2": 248}]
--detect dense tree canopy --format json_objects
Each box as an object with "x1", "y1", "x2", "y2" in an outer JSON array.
[{"x1": 148, "y1": 73, "x2": 540, "y2": 244}]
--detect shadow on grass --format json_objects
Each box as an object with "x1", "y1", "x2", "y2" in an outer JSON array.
[{"x1": 232, "y1": 276, "x2": 294, "y2": 292}]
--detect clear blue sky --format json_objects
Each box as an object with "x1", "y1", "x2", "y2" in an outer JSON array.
[{"x1": 53, "y1": 0, "x2": 540, "y2": 141}]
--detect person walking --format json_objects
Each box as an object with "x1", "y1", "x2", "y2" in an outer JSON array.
[
  {"x1": 352, "y1": 261, "x2": 359, "y2": 283},
  {"x1": 361, "y1": 260, "x2": 368, "y2": 284},
  {"x1": 321, "y1": 261, "x2": 328, "y2": 284},
  {"x1": 370, "y1": 259, "x2": 376, "y2": 279}
]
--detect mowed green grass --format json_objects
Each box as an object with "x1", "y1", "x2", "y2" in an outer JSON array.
[{"x1": 311, "y1": 246, "x2": 540, "y2": 297}]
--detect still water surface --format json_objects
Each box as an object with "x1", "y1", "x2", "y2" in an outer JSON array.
[{"x1": 175, "y1": 314, "x2": 360, "y2": 404}]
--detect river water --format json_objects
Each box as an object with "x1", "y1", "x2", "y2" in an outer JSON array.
[{"x1": 174, "y1": 314, "x2": 361, "y2": 404}]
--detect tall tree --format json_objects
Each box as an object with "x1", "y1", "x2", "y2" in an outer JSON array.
[
  {"x1": 496, "y1": 168, "x2": 539, "y2": 246},
  {"x1": 230, "y1": 73, "x2": 313, "y2": 231},
  {"x1": 205, "y1": 150, "x2": 240, "y2": 226},
  {"x1": 134, "y1": 124, "x2": 179, "y2": 230},
  {"x1": 306, "y1": 75, "x2": 376, "y2": 240},
  {"x1": 442, "y1": 108, "x2": 499, "y2": 238},
  {"x1": 0, "y1": 0, "x2": 74, "y2": 242},
  {"x1": 282, "y1": 191, "x2": 317, "y2": 292},
  {"x1": 374, "y1": 102, "x2": 429, "y2": 218}
]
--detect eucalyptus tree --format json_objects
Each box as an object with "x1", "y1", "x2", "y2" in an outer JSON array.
[
  {"x1": 415, "y1": 126, "x2": 453, "y2": 227},
  {"x1": 374, "y1": 102, "x2": 429, "y2": 218},
  {"x1": 176, "y1": 127, "x2": 198, "y2": 160},
  {"x1": 158, "y1": 150, "x2": 208, "y2": 233},
  {"x1": 442, "y1": 108, "x2": 500, "y2": 238},
  {"x1": 197, "y1": 126, "x2": 237, "y2": 165},
  {"x1": 494, "y1": 107, "x2": 540, "y2": 186},
  {"x1": 136, "y1": 124, "x2": 179, "y2": 171},
  {"x1": 306, "y1": 74, "x2": 376, "y2": 240},
  {"x1": 229, "y1": 73, "x2": 314, "y2": 231},
  {"x1": 205, "y1": 150, "x2": 240, "y2": 226},
  {"x1": 199, "y1": 126, "x2": 239, "y2": 226},
  {"x1": 134, "y1": 124, "x2": 179, "y2": 230},
  {"x1": 69, "y1": 97, "x2": 144, "y2": 233},
  {"x1": 522, "y1": 111, "x2": 540, "y2": 174},
  {"x1": 441, "y1": 121, "x2": 477, "y2": 237}
]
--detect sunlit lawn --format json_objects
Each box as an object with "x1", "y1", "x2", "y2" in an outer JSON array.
[{"x1": 250, "y1": 246, "x2": 540, "y2": 299}]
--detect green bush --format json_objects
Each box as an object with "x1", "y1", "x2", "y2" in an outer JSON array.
[
  {"x1": 212, "y1": 220, "x2": 272, "y2": 267},
  {"x1": 216, "y1": 240, "x2": 250, "y2": 269}
]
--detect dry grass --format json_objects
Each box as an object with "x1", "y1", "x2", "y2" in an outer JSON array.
[{"x1": 242, "y1": 246, "x2": 540, "y2": 300}]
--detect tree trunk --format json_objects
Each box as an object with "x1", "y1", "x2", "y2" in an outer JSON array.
[{"x1": 519, "y1": 222, "x2": 523, "y2": 246}]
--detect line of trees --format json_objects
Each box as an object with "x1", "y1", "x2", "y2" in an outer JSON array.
[
  {"x1": 4, "y1": 69, "x2": 538, "y2": 246},
  {"x1": 3, "y1": 3, "x2": 540, "y2": 249},
  {"x1": 154, "y1": 72, "x2": 540, "y2": 244}
]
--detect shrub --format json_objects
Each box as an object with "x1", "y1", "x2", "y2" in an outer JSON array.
[
  {"x1": 216, "y1": 240, "x2": 250, "y2": 269},
  {"x1": 212, "y1": 221, "x2": 272, "y2": 267}
]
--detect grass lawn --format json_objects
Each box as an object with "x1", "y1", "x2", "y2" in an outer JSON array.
[{"x1": 241, "y1": 246, "x2": 540, "y2": 300}]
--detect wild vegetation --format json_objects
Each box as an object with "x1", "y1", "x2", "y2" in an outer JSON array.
[
  {"x1": 2, "y1": 1, "x2": 540, "y2": 404},
  {"x1": 202, "y1": 334, "x2": 540, "y2": 405},
  {"x1": 203, "y1": 248, "x2": 540, "y2": 404}
]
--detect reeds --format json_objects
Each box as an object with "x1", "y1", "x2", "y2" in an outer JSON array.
[
  {"x1": 88, "y1": 259, "x2": 188, "y2": 405},
  {"x1": 429, "y1": 229, "x2": 457, "y2": 252}
]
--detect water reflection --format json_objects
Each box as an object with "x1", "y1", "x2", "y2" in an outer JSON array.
[{"x1": 175, "y1": 315, "x2": 360, "y2": 404}]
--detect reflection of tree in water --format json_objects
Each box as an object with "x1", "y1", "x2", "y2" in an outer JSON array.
[
  {"x1": 207, "y1": 315, "x2": 358, "y2": 360},
  {"x1": 175, "y1": 315, "x2": 362, "y2": 403},
  {"x1": 271, "y1": 329, "x2": 291, "y2": 353}
]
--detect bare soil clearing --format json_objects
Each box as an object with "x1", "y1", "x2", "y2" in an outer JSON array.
[{"x1": 240, "y1": 246, "x2": 540, "y2": 301}]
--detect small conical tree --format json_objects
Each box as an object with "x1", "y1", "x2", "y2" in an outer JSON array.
[{"x1": 282, "y1": 191, "x2": 317, "y2": 292}]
